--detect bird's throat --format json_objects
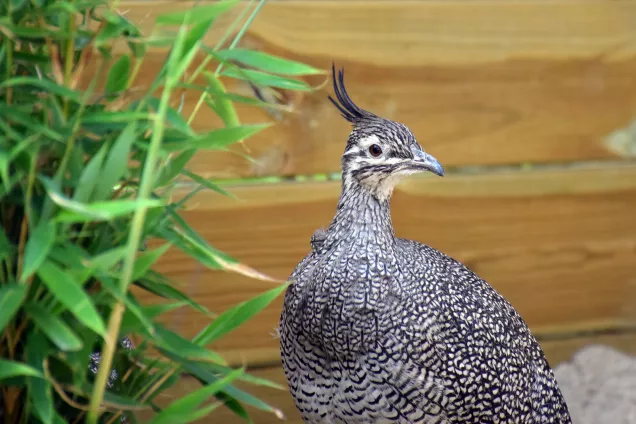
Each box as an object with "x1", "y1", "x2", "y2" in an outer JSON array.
[{"x1": 325, "y1": 175, "x2": 396, "y2": 247}]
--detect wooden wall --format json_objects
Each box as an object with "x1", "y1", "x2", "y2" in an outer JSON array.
[{"x1": 123, "y1": 1, "x2": 636, "y2": 422}]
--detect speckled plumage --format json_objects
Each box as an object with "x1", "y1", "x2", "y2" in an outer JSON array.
[{"x1": 279, "y1": 66, "x2": 571, "y2": 424}]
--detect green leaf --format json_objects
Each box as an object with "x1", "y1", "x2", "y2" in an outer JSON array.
[
  {"x1": 73, "y1": 143, "x2": 108, "y2": 202},
  {"x1": 156, "y1": 0, "x2": 239, "y2": 25},
  {"x1": 162, "y1": 123, "x2": 271, "y2": 152},
  {"x1": 42, "y1": 175, "x2": 162, "y2": 222},
  {"x1": 0, "y1": 76, "x2": 82, "y2": 101},
  {"x1": 215, "y1": 48, "x2": 325, "y2": 76},
  {"x1": 85, "y1": 246, "x2": 128, "y2": 272},
  {"x1": 170, "y1": 18, "x2": 215, "y2": 82},
  {"x1": 0, "y1": 148, "x2": 10, "y2": 193},
  {"x1": 154, "y1": 324, "x2": 226, "y2": 365},
  {"x1": 0, "y1": 227, "x2": 11, "y2": 262},
  {"x1": 37, "y1": 260, "x2": 106, "y2": 336},
  {"x1": 220, "y1": 67, "x2": 312, "y2": 91},
  {"x1": 0, "y1": 284, "x2": 27, "y2": 332},
  {"x1": 121, "y1": 301, "x2": 186, "y2": 334},
  {"x1": 147, "y1": 368, "x2": 243, "y2": 424},
  {"x1": 157, "y1": 149, "x2": 197, "y2": 187},
  {"x1": 159, "y1": 221, "x2": 277, "y2": 282},
  {"x1": 181, "y1": 169, "x2": 236, "y2": 199},
  {"x1": 81, "y1": 111, "x2": 150, "y2": 124},
  {"x1": 24, "y1": 303, "x2": 83, "y2": 351},
  {"x1": 98, "y1": 277, "x2": 156, "y2": 337},
  {"x1": 0, "y1": 359, "x2": 44, "y2": 380},
  {"x1": 20, "y1": 221, "x2": 56, "y2": 282},
  {"x1": 177, "y1": 81, "x2": 293, "y2": 110},
  {"x1": 203, "y1": 73, "x2": 240, "y2": 128},
  {"x1": 27, "y1": 333, "x2": 54, "y2": 424},
  {"x1": 132, "y1": 243, "x2": 171, "y2": 281},
  {"x1": 144, "y1": 98, "x2": 193, "y2": 136},
  {"x1": 194, "y1": 283, "x2": 288, "y2": 345},
  {"x1": 93, "y1": 122, "x2": 137, "y2": 200},
  {"x1": 106, "y1": 54, "x2": 131, "y2": 93},
  {"x1": 134, "y1": 273, "x2": 208, "y2": 314},
  {"x1": 163, "y1": 353, "x2": 281, "y2": 418},
  {"x1": 54, "y1": 199, "x2": 162, "y2": 223},
  {"x1": 0, "y1": 104, "x2": 64, "y2": 141}
]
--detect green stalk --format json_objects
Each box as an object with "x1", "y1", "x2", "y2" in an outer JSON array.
[
  {"x1": 63, "y1": 3, "x2": 76, "y2": 118},
  {"x1": 215, "y1": 0, "x2": 266, "y2": 76},
  {"x1": 187, "y1": 0, "x2": 255, "y2": 86},
  {"x1": 85, "y1": 24, "x2": 188, "y2": 424},
  {"x1": 40, "y1": 63, "x2": 104, "y2": 222},
  {"x1": 186, "y1": 0, "x2": 266, "y2": 125}
]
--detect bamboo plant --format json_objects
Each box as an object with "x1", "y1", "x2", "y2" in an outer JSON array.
[{"x1": 0, "y1": 0, "x2": 323, "y2": 422}]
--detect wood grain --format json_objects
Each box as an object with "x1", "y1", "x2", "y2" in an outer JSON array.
[
  {"x1": 133, "y1": 163, "x2": 636, "y2": 367},
  {"x1": 134, "y1": 332, "x2": 636, "y2": 424},
  {"x1": 116, "y1": 0, "x2": 636, "y2": 178}
]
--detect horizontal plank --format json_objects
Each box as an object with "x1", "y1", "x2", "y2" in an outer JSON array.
[
  {"x1": 133, "y1": 163, "x2": 636, "y2": 366},
  {"x1": 134, "y1": 332, "x2": 636, "y2": 423},
  {"x1": 116, "y1": 0, "x2": 636, "y2": 178}
]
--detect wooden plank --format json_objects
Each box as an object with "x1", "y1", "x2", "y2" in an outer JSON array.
[
  {"x1": 133, "y1": 163, "x2": 636, "y2": 366},
  {"x1": 115, "y1": 0, "x2": 636, "y2": 177},
  {"x1": 134, "y1": 332, "x2": 636, "y2": 423}
]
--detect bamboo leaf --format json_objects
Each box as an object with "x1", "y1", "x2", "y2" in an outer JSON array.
[
  {"x1": 181, "y1": 169, "x2": 236, "y2": 199},
  {"x1": 37, "y1": 260, "x2": 106, "y2": 336},
  {"x1": 0, "y1": 76, "x2": 82, "y2": 101},
  {"x1": 55, "y1": 199, "x2": 163, "y2": 223},
  {"x1": 147, "y1": 368, "x2": 243, "y2": 424},
  {"x1": 0, "y1": 359, "x2": 44, "y2": 380},
  {"x1": 0, "y1": 227, "x2": 11, "y2": 262},
  {"x1": 155, "y1": 0, "x2": 238, "y2": 25},
  {"x1": 162, "y1": 124, "x2": 271, "y2": 152},
  {"x1": 98, "y1": 277, "x2": 156, "y2": 337},
  {"x1": 219, "y1": 67, "x2": 312, "y2": 91},
  {"x1": 20, "y1": 221, "x2": 56, "y2": 282},
  {"x1": 162, "y1": 353, "x2": 282, "y2": 419},
  {"x1": 157, "y1": 149, "x2": 197, "y2": 187},
  {"x1": 24, "y1": 303, "x2": 83, "y2": 351},
  {"x1": 132, "y1": 243, "x2": 171, "y2": 281},
  {"x1": 0, "y1": 283, "x2": 27, "y2": 332},
  {"x1": 121, "y1": 301, "x2": 186, "y2": 334},
  {"x1": 159, "y1": 223, "x2": 279, "y2": 282},
  {"x1": 215, "y1": 48, "x2": 325, "y2": 76},
  {"x1": 93, "y1": 122, "x2": 137, "y2": 200},
  {"x1": 73, "y1": 142, "x2": 107, "y2": 202},
  {"x1": 105, "y1": 54, "x2": 131, "y2": 93},
  {"x1": 134, "y1": 273, "x2": 208, "y2": 314},
  {"x1": 202, "y1": 73, "x2": 239, "y2": 128},
  {"x1": 27, "y1": 333, "x2": 54, "y2": 424},
  {"x1": 0, "y1": 104, "x2": 64, "y2": 141},
  {"x1": 154, "y1": 324, "x2": 226, "y2": 365},
  {"x1": 84, "y1": 246, "x2": 128, "y2": 272},
  {"x1": 194, "y1": 283, "x2": 288, "y2": 345}
]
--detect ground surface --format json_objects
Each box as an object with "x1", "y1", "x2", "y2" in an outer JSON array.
[{"x1": 554, "y1": 344, "x2": 636, "y2": 424}]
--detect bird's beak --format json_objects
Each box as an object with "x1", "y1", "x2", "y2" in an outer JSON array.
[{"x1": 409, "y1": 145, "x2": 445, "y2": 177}]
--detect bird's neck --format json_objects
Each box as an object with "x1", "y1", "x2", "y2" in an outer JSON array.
[{"x1": 325, "y1": 174, "x2": 396, "y2": 246}]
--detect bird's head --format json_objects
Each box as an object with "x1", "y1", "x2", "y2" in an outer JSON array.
[{"x1": 329, "y1": 65, "x2": 444, "y2": 201}]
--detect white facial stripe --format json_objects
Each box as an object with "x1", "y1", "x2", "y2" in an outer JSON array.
[{"x1": 358, "y1": 135, "x2": 381, "y2": 149}]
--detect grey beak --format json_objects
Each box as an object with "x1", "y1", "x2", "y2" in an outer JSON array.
[{"x1": 410, "y1": 146, "x2": 445, "y2": 177}]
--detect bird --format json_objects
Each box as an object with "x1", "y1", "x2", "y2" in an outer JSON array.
[{"x1": 278, "y1": 65, "x2": 572, "y2": 424}]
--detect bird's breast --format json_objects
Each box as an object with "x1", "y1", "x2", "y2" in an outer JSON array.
[{"x1": 289, "y1": 244, "x2": 405, "y2": 358}]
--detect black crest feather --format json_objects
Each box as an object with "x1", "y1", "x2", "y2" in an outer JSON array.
[{"x1": 328, "y1": 63, "x2": 370, "y2": 124}]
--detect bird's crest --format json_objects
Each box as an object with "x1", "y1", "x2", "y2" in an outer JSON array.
[{"x1": 328, "y1": 63, "x2": 373, "y2": 124}]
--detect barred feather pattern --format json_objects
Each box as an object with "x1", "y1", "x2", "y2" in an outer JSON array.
[
  {"x1": 279, "y1": 65, "x2": 571, "y2": 424},
  {"x1": 279, "y1": 184, "x2": 572, "y2": 423}
]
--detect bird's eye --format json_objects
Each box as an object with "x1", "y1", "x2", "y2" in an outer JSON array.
[{"x1": 369, "y1": 144, "x2": 382, "y2": 157}]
